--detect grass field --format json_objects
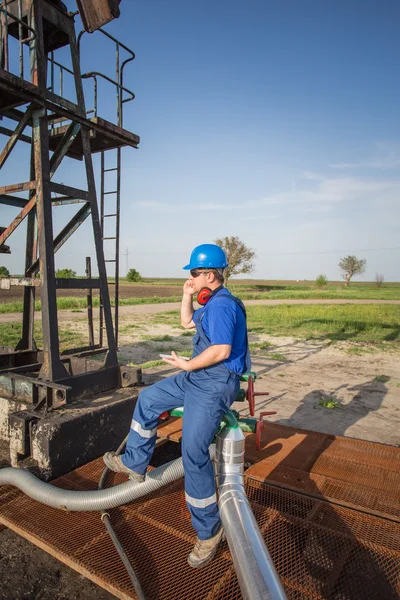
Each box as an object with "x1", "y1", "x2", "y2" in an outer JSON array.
[
  {"x1": 1, "y1": 304, "x2": 398, "y2": 360},
  {"x1": 0, "y1": 322, "x2": 85, "y2": 351},
  {"x1": 245, "y1": 304, "x2": 400, "y2": 342},
  {"x1": 151, "y1": 304, "x2": 400, "y2": 343},
  {"x1": 0, "y1": 280, "x2": 399, "y2": 314}
]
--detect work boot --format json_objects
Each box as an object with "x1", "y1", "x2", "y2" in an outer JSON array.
[
  {"x1": 103, "y1": 452, "x2": 145, "y2": 482},
  {"x1": 188, "y1": 526, "x2": 225, "y2": 569}
]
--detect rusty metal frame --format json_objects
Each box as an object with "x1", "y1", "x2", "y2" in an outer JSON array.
[{"x1": 0, "y1": 0, "x2": 140, "y2": 409}]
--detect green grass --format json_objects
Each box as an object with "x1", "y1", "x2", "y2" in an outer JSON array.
[
  {"x1": 0, "y1": 296, "x2": 182, "y2": 314},
  {"x1": 139, "y1": 360, "x2": 166, "y2": 369},
  {"x1": 268, "y1": 352, "x2": 287, "y2": 361},
  {"x1": 374, "y1": 375, "x2": 391, "y2": 383},
  {"x1": 249, "y1": 341, "x2": 273, "y2": 352},
  {"x1": 177, "y1": 349, "x2": 192, "y2": 358},
  {"x1": 232, "y1": 286, "x2": 400, "y2": 301},
  {"x1": 141, "y1": 334, "x2": 174, "y2": 342},
  {"x1": 246, "y1": 304, "x2": 400, "y2": 342},
  {"x1": 318, "y1": 398, "x2": 341, "y2": 409},
  {"x1": 1, "y1": 281, "x2": 399, "y2": 315},
  {"x1": 0, "y1": 322, "x2": 85, "y2": 351}
]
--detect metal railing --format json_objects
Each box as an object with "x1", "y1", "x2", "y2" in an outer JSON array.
[
  {"x1": 78, "y1": 27, "x2": 135, "y2": 127},
  {"x1": 0, "y1": 0, "x2": 36, "y2": 77}
]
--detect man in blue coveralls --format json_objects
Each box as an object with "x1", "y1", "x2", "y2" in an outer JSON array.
[{"x1": 104, "y1": 244, "x2": 249, "y2": 568}]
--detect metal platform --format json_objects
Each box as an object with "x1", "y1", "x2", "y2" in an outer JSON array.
[{"x1": 0, "y1": 423, "x2": 399, "y2": 599}]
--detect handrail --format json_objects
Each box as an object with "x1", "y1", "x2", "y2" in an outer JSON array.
[
  {"x1": 81, "y1": 71, "x2": 135, "y2": 120},
  {"x1": 0, "y1": 0, "x2": 36, "y2": 76},
  {"x1": 77, "y1": 26, "x2": 135, "y2": 127}
]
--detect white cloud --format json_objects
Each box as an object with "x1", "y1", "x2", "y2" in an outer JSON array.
[
  {"x1": 330, "y1": 142, "x2": 400, "y2": 170},
  {"x1": 134, "y1": 172, "x2": 400, "y2": 215}
]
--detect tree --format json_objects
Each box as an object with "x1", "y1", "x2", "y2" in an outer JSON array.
[
  {"x1": 56, "y1": 268, "x2": 77, "y2": 278},
  {"x1": 0, "y1": 266, "x2": 10, "y2": 278},
  {"x1": 375, "y1": 273, "x2": 384, "y2": 288},
  {"x1": 338, "y1": 255, "x2": 366, "y2": 286},
  {"x1": 126, "y1": 268, "x2": 142, "y2": 282},
  {"x1": 315, "y1": 274, "x2": 328, "y2": 288},
  {"x1": 214, "y1": 236, "x2": 256, "y2": 285}
]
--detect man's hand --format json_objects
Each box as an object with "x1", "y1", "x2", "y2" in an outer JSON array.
[
  {"x1": 183, "y1": 279, "x2": 196, "y2": 296},
  {"x1": 162, "y1": 351, "x2": 191, "y2": 371}
]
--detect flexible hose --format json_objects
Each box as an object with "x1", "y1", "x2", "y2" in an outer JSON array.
[{"x1": 0, "y1": 457, "x2": 185, "y2": 511}]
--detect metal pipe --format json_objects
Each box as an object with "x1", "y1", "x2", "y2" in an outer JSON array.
[{"x1": 215, "y1": 424, "x2": 287, "y2": 600}]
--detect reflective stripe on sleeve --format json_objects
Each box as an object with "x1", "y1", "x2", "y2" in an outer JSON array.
[
  {"x1": 130, "y1": 418, "x2": 157, "y2": 439},
  {"x1": 185, "y1": 492, "x2": 217, "y2": 509}
]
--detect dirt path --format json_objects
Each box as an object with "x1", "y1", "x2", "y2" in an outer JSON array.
[{"x1": 1, "y1": 297, "x2": 399, "y2": 324}]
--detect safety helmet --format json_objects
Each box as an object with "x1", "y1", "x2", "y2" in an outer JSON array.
[{"x1": 183, "y1": 244, "x2": 228, "y2": 270}]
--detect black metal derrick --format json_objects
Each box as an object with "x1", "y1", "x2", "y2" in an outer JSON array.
[{"x1": 0, "y1": 1, "x2": 141, "y2": 420}]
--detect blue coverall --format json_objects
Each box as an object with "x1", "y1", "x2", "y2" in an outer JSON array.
[{"x1": 121, "y1": 289, "x2": 247, "y2": 540}]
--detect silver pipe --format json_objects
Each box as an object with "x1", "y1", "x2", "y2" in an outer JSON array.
[{"x1": 215, "y1": 425, "x2": 287, "y2": 600}]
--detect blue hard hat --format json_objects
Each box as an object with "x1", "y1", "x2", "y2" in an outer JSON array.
[{"x1": 183, "y1": 244, "x2": 228, "y2": 270}]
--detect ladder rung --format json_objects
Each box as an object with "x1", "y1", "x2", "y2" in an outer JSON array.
[
  {"x1": 103, "y1": 191, "x2": 117, "y2": 195},
  {"x1": 103, "y1": 237, "x2": 116, "y2": 240},
  {"x1": 105, "y1": 259, "x2": 116, "y2": 263},
  {"x1": 104, "y1": 168, "x2": 118, "y2": 172},
  {"x1": 103, "y1": 213, "x2": 117, "y2": 217}
]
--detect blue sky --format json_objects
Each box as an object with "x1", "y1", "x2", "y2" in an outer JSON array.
[{"x1": 1, "y1": 0, "x2": 400, "y2": 280}]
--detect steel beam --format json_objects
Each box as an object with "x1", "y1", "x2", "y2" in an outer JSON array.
[
  {"x1": 49, "y1": 121, "x2": 81, "y2": 177},
  {"x1": 0, "y1": 277, "x2": 41, "y2": 289},
  {"x1": 0, "y1": 125, "x2": 31, "y2": 145},
  {"x1": 26, "y1": 202, "x2": 91, "y2": 276},
  {"x1": 0, "y1": 194, "x2": 27, "y2": 208},
  {"x1": 32, "y1": 108, "x2": 68, "y2": 381},
  {"x1": 49, "y1": 181, "x2": 89, "y2": 201},
  {"x1": 0, "y1": 104, "x2": 33, "y2": 169},
  {"x1": 0, "y1": 194, "x2": 37, "y2": 247},
  {"x1": 16, "y1": 147, "x2": 38, "y2": 352},
  {"x1": 55, "y1": 278, "x2": 100, "y2": 289},
  {"x1": 81, "y1": 125, "x2": 117, "y2": 363}
]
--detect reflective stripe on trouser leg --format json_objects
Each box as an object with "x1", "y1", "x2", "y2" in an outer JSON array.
[
  {"x1": 121, "y1": 372, "x2": 186, "y2": 474},
  {"x1": 185, "y1": 492, "x2": 217, "y2": 509},
  {"x1": 181, "y1": 372, "x2": 239, "y2": 541},
  {"x1": 130, "y1": 418, "x2": 157, "y2": 439}
]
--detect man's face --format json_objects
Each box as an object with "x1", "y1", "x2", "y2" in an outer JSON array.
[{"x1": 189, "y1": 269, "x2": 212, "y2": 292}]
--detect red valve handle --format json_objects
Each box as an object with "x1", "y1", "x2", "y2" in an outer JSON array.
[{"x1": 245, "y1": 375, "x2": 270, "y2": 417}]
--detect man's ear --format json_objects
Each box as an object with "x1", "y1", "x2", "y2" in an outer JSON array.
[{"x1": 207, "y1": 271, "x2": 216, "y2": 284}]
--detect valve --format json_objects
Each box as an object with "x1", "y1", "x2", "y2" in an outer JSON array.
[
  {"x1": 246, "y1": 375, "x2": 270, "y2": 417},
  {"x1": 255, "y1": 411, "x2": 277, "y2": 451}
]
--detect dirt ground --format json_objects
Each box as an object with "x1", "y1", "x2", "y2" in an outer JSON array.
[
  {"x1": 0, "y1": 283, "x2": 180, "y2": 304},
  {"x1": 0, "y1": 308, "x2": 399, "y2": 598}
]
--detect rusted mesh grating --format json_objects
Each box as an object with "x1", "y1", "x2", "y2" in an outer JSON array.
[
  {"x1": 246, "y1": 480, "x2": 400, "y2": 600},
  {"x1": 245, "y1": 424, "x2": 400, "y2": 520},
  {"x1": 1, "y1": 425, "x2": 399, "y2": 599}
]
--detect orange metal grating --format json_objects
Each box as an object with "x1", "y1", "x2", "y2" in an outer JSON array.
[{"x1": 0, "y1": 424, "x2": 399, "y2": 599}]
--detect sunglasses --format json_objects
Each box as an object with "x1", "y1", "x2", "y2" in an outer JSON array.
[{"x1": 190, "y1": 269, "x2": 210, "y2": 278}]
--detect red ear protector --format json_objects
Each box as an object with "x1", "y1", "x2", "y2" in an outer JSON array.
[
  {"x1": 197, "y1": 287, "x2": 212, "y2": 305},
  {"x1": 197, "y1": 284, "x2": 224, "y2": 305}
]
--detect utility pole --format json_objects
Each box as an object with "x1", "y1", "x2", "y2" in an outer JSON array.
[{"x1": 124, "y1": 247, "x2": 131, "y2": 275}]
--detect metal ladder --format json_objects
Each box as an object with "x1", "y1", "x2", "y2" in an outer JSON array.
[{"x1": 100, "y1": 147, "x2": 121, "y2": 348}]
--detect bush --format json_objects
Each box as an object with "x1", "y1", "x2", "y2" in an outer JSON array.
[
  {"x1": 56, "y1": 268, "x2": 77, "y2": 278},
  {"x1": 0, "y1": 266, "x2": 10, "y2": 278},
  {"x1": 315, "y1": 274, "x2": 328, "y2": 288},
  {"x1": 126, "y1": 268, "x2": 142, "y2": 282},
  {"x1": 375, "y1": 273, "x2": 384, "y2": 288}
]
